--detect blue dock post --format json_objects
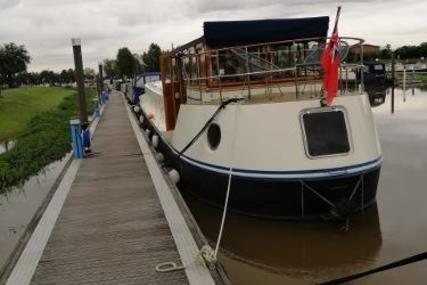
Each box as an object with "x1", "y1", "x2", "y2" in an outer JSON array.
[
  {"x1": 101, "y1": 90, "x2": 107, "y2": 104},
  {"x1": 93, "y1": 98, "x2": 100, "y2": 118},
  {"x1": 104, "y1": 90, "x2": 109, "y2": 102},
  {"x1": 70, "y1": 119, "x2": 83, "y2": 159}
]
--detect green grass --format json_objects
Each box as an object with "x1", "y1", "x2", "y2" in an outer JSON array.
[
  {"x1": 0, "y1": 87, "x2": 76, "y2": 142},
  {"x1": 0, "y1": 87, "x2": 96, "y2": 191},
  {"x1": 415, "y1": 74, "x2": 427, "y2": 85},
  {"x1": 394, "y1": 73, "x2": 427, "y2": 86}
]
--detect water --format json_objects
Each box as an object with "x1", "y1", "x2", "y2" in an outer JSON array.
[
  {"x1": 184, "y1": 87, "x2": 427, "y2": 284},
  {"x1": 0, "y1": 140, "x2": 16, "y2": 155},
  {"x1": 0, "y1": 156, "x2": 69, "y2": 273}
]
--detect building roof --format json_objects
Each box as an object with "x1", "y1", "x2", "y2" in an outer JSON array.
[{"x1": 351, "y1": 43, "x2": 380, "y2": 49}]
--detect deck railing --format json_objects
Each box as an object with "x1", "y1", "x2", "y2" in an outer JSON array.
[{"x1": 163, "y1": 37, "x2": 366, "y2": 104}]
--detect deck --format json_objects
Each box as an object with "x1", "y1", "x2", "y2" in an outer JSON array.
[{"x1": 5, "y1": 92, "x2": 223, "y2": 285}]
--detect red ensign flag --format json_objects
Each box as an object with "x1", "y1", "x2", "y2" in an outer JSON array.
[{"x1": 321, "y1": 7, "x2": 341, "y2": 105}]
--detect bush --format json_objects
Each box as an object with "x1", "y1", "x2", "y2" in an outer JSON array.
[{"x1": 0, "y1": 88, "x2": 95, "y2": 192}]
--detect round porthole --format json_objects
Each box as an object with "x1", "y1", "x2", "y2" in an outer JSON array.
[{"x1": 207, "y1": 123, "x2": 221, "y2": 150}]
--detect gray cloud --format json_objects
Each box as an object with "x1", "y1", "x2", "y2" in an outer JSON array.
[
  {"x1": 0, "y1": 0, "x2": 20, "y2": 9},
  {"x1": 0, "y1": 0, "x2": 425, "y2": 72}
]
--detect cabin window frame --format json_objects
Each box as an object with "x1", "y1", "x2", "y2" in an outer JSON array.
[{"x1": 299, "y1": 106, "x2": 353, "y2": 159}]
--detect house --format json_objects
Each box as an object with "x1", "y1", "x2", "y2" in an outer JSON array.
[{"x1": 350, "y1": 44, "x2": 381, "y2": 59}]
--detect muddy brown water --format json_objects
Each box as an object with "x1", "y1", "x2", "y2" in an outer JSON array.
[
  {"x1": 0, "y1": 156, "x2": 69, "y2": 274},
  {"x1": 183, "y1": 87, "x2": 427, "y2": 284}
]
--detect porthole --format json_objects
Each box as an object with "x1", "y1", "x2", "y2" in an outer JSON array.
[{"x1": 207, "y1": 123, "x2": 221, "y2": 150}]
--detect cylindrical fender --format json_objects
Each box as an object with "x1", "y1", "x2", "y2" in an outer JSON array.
[
  {"x1": 168, "y1": 169, "x2": 180, "y2": 184},
  {"x1": 152, "y1": 135, "x2": 159, "y2": 148}
]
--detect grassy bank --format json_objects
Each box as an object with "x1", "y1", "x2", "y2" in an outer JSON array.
[
  {"x1": 0, "y1": 87, "x2": 76, "y2": 142},
  {"x1": 416, "y1": 74, "x2": 427, "y2": 85},
  {"x1": 0, "y1": 87, "x2": 96, "y2": 191}
]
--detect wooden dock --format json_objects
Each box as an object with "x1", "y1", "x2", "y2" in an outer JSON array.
[{"x1": 5, "y1": 92, "x2": 224, "y2": 285}]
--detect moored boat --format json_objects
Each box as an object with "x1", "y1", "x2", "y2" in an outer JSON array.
[{"x1": 129, "y1": 16, "x2": 382, "y2": 219}]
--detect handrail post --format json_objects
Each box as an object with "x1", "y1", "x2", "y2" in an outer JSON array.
[
  {"x1": 196, "y1": 53, "x2": 203, "y2": 101},
  {"x1": 360, "y1": 42, "x2": 364, "y2": 94},
  {"x1": 245, "y1": 47, "x2": 251, "y2": 100},
  {"x1": 216, "y1": 50, "x2": 223, "y2": 103}
]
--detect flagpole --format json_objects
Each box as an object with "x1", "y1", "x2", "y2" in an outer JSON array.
[
  {"x1": 321, "y1": 6, "x2": 342, "y2": 105},
  {"x1": 333, "y1": 6, "x2": 342, "y2": 33}
]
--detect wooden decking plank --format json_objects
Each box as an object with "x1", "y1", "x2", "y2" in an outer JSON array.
[{"x1": 29, "y1": 93, "x2": 189, "y2": 285}]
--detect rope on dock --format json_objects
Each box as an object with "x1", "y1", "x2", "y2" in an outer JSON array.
[{"x1": 155, "y1": 262, "x2": 185, "y2": 273}]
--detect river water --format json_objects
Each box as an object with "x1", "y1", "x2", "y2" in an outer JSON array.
[
  {"x1": 184, "y1": 87, "x2": 427, "y2": 284},
  {"x1": 0, "y1": 156, "x2": 69, "y2": 274}
]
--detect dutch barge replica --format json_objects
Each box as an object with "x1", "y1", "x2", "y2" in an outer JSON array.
[{"x1": 129, "y1": 16, "x2": 382, "y2": 219}]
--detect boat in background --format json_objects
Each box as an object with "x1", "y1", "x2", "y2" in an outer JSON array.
[{"x1": 127, "y1": 16, "x2": 382, "y2": 219}]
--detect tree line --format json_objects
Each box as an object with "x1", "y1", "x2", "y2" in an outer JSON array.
[
  {"x1": 378, "y1": 42, "x2": 427, "y2": 60},
  {"x1": 0, "y1": 42, "x2": 163, "y2": 89},
  {"x1": 103, "y1": 43, "x2": 162, "y2": 79},
  {"x1": 5, "y1": 39, "x2": 424, "y2": 89}
]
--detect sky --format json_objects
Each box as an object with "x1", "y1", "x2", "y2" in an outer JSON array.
[{"x1": 0, "y1": 0, "x2": 426, "y2": 72}]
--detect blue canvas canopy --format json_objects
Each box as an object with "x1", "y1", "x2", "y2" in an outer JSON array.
[
  {"x1": 204, "y1": 17, "x2": 330, "y2": 48},
  {"x1": 173, "y1": 17, "x2": 330, "y2": 53}
]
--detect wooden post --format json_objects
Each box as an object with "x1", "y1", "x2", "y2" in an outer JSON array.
[
  {"x1": 98, "y1": 64, "x2": 104, "y2": 89},
  {"x1": 72, "y1": 38, "x2": 88, "y2": 124},
  {"x1": 391, "y1": 52, "x2": 395, "y2": 114}
]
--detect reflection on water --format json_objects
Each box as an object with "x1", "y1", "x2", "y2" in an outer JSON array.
[
  {"x1": 366, "y1": 85, "x2": 387, "y2": 107},
  {"x1": 183, "y1": 87, "x2": 427, "y2": 284},
  {"x1": 185, "y1": 191, "x2": 382, "y2": 284},
  {"x1": 0, "y1": 156, "x2": 69, "y2": 273}
]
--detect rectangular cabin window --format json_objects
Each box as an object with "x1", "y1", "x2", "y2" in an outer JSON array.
[
  {"x1": 373, "y1": 64, "x2": 384, "y2": 71},
  {"x1": 302, "y1": 109, "x2": 350, "y2": 157}
]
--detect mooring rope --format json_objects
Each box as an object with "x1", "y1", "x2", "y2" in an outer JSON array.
[
  {"x1": 214, "y1": 166, "x2": 233, "y2": 259},
  {"x1": 168, "y1": 97, "x2": 243, "y2": 166},
  {"x1": 317, "y1": 251, "x2": 427, "y2": 285},
  {"x1": 213, "y1": 101, "x2": 240, "y2": 260},
  {"x1": 156, "y1": 98, "x2": 242, "y2": 273}
]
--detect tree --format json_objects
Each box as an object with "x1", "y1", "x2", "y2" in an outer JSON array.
[
  {"x1": 379, "y1": 44, "x2": 393, "y2": 60},
  {"x1": 133, "y1": 53, "x2": 143, "y2": 73},
  {"x1": 142, "y1": 43, "x2": 162, "y2": 72},
  {"x1": 116, "y1": 47, "x2": 138, "y2": 79},
  {"x1": 40, "y1": 70, "x2": 57, "y2": 85},
  {"x1": 0, "y1": 43, "x2": 31, "y2": 88},
  {"x1": 103, "y1": 58, "x2": 118, "y2": 79},
  {"x1": 84, "y1": 68, "x2": 95, "y2": 81}
]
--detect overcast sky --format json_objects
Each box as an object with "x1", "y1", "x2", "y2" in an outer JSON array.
[{"x1": 0, "y1": 0, "x2": 426, "y2": 72}]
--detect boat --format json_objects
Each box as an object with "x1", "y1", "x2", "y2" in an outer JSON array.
[
  {"x1": 128, "y1": 16, "x2": 382, "y2": 219},
  {"x1": 124, "y1": 72, "x2": 161, "y2": 104},
  {"x1": 357, "y1": 61, "x2": 387, "y2": 85}
]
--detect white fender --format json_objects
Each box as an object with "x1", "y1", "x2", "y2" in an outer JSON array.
[
  {"x1": 145, "y1": 129, "x2": 151, "y2": 137},
  {"x1": 133, "y1": 106, "x2": 140, "y2": 113},
  {"x1": 168, "y1": 169, "x2": 180, "y2": 184},
  {"x1": 156, "y1": 152, "x2": 165, "y2": 162},
  {"x1": 139, "y1": 115, "x2": 144, "y2": 124},
  {"x1": 152, "y1": 135, "x2": 159, "y2": 148}
]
